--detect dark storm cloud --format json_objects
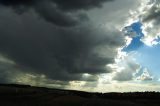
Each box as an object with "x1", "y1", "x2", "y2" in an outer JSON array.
[
  {"x1": 0, "y1": 0, "x2": 112, "y2": 9},
  {"x1": 0, "y1": 0, "x2": 34, "y2": 6},
  {"x1": 0, "y1": 0, "x2": 125, "y2": 82},
  {"x1": 52, "y1": 0, "x2": 113, "y2": 10},
  {"x1": 0, "y1": 0, "x2": 113, "y2": 27},
  {"x1": 34, "y1": 1, "x2": 89, "y2": 27},
  {"x1": 0, "y1": 17, "x2": 124, "y2": 81}
]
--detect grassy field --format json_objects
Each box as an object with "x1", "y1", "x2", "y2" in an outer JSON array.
[{"x1": 0, "y1": 84, "x2": 160, "y2": 106}]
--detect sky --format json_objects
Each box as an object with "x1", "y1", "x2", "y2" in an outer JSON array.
[{"x1": 0, "y1": 0, "x2": 160, "y2": 92}]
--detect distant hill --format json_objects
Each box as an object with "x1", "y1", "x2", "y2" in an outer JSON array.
[{"x1": 0, "y1": 84, "x2": 160, "y2": 106}]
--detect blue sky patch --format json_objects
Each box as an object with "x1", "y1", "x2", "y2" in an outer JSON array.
[
  {"x1": 122, "y1": 21, "x2": 160, "y2": 80},
  {"x1": 123, "y1": 22, "x2": 144, "y2": 52}
]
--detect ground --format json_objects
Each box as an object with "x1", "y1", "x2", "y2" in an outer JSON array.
[{"x1": 0, "y1": 84, "x2": 159, "y2": 106}]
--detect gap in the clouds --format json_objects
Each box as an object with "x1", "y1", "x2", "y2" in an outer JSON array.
[
  {"x1": 122, "y1": 22, "x2": 144, "y2": 52},
  {"x1": 121, "y1": 21, "x2": 160, "y2": 81}
]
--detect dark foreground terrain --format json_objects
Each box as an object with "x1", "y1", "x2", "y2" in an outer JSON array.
[{"x1": 0, "y1": 84, "x2": 160, "y2": 106}]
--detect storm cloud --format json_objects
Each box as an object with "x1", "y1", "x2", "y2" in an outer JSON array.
[
  {"x1": 0, "y1": 0, "x2": 113, "y2": 27},
  {"x1": 0, "y1": 0, "x2": 127, "y2": 84}
]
